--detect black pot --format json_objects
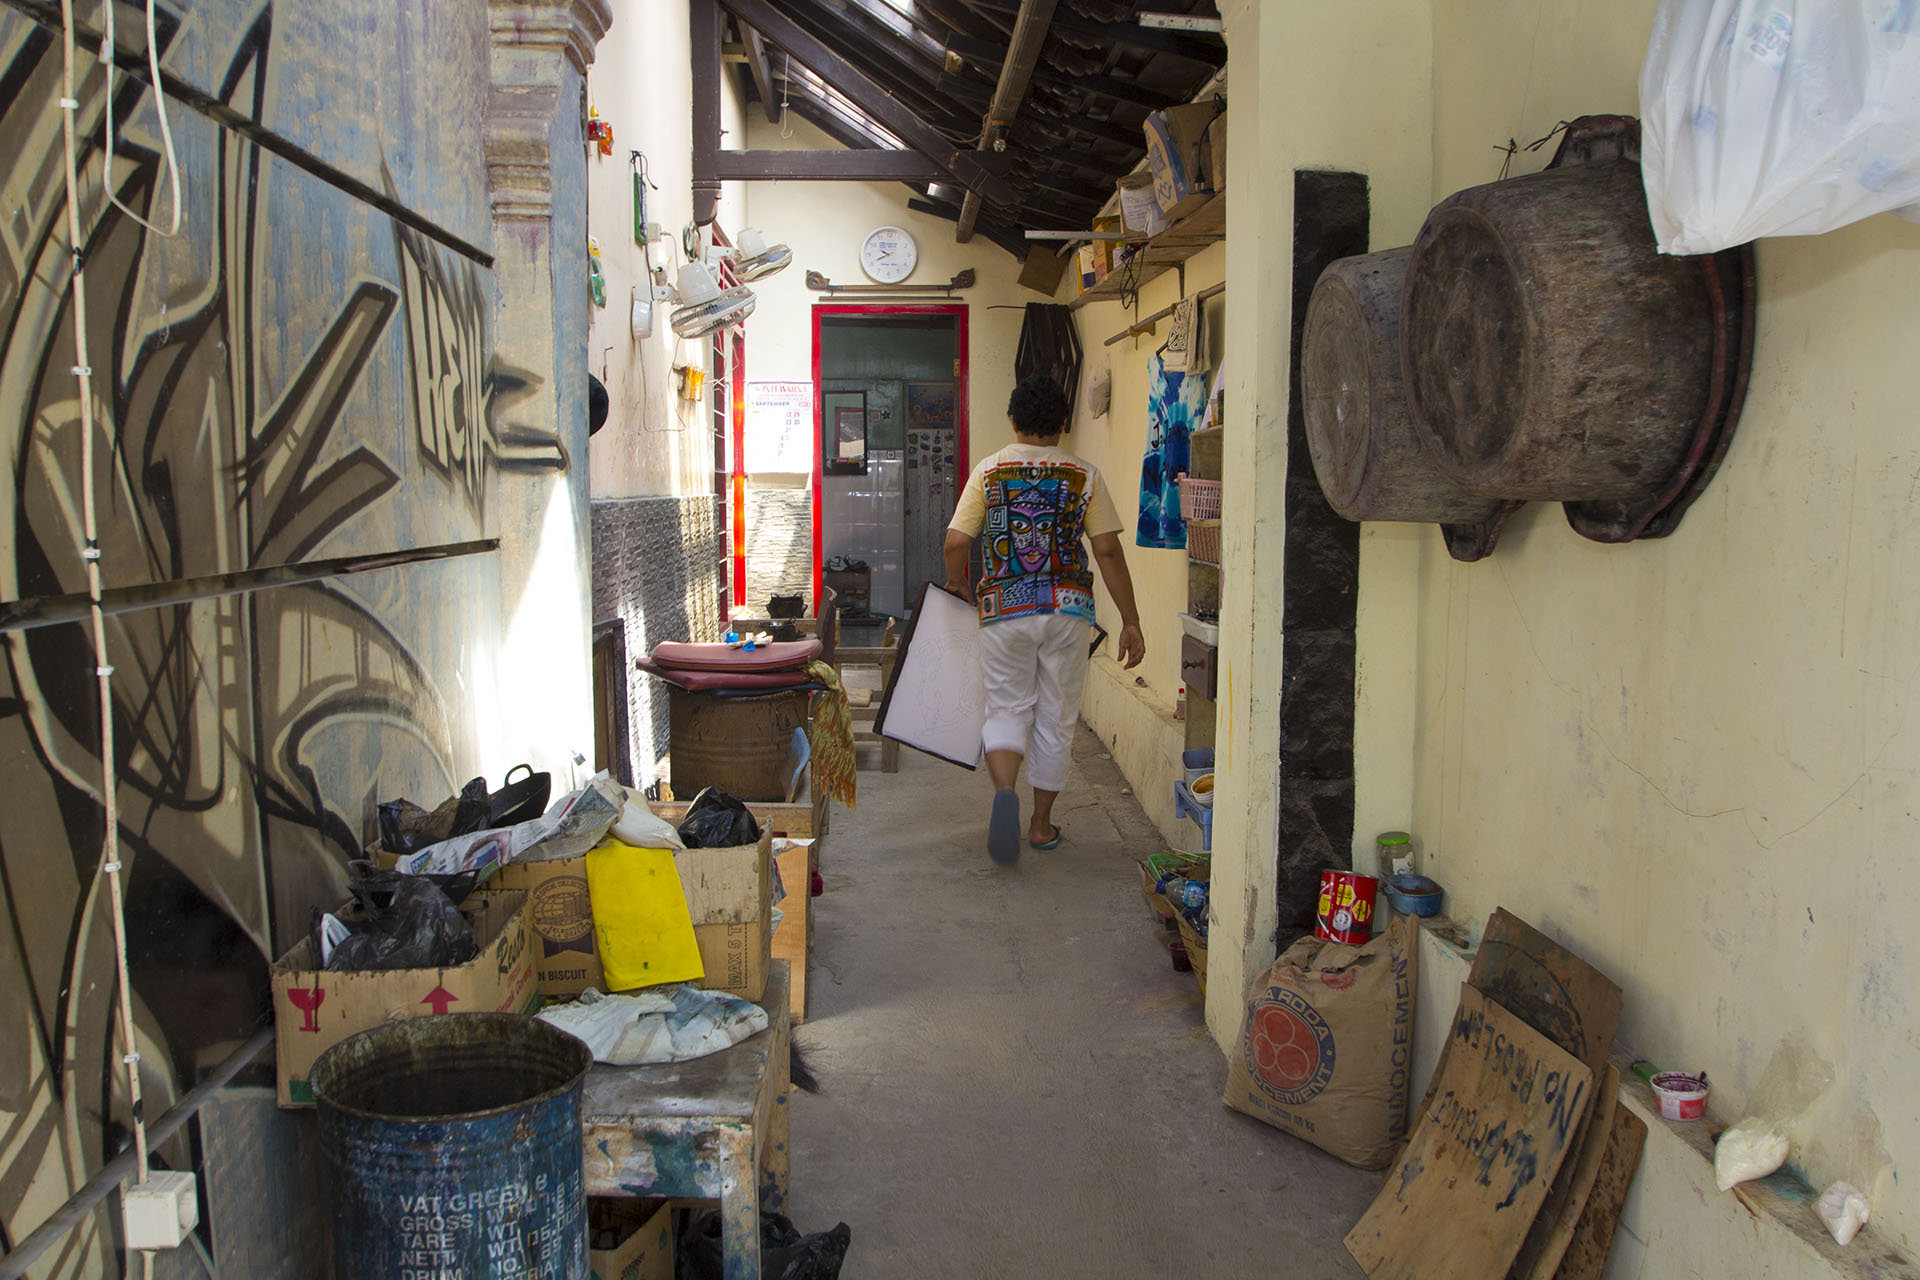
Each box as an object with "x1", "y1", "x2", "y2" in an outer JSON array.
[
  {"x1": 767, "y1": 594, "x2": 805, "y2": 618},
  {"x1": 767, "y1": 621, "x2": 801, "y2": 643}
]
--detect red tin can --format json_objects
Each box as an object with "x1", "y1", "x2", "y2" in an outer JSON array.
[{"x1": 1314, "y1": 870, "x2": 1379, "y2": 945}]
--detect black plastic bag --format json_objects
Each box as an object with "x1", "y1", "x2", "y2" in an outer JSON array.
[
  {"x1": 320, "y1": 870, "x2": 479, "y2": 972},
  {"x1": 378, "y1": 776, "x2": 492, "y2": 855},
  {"x1": 677, "y1": 1210, "x2": 850, "y2": 1280},
  {"x1": 678, "y1": 787, "x2": 761, "y2": 849}
]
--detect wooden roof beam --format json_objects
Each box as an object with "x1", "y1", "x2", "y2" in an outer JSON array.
[
  {"x1": 715, "y1": 0, "x2": 1017, "y2": 205},
  {"x1": 957, "y1": 0, "x2": 1056, "y2": 243},
  {"x1": 741, "y1": 22, "x2": 780, "y2": 124}
]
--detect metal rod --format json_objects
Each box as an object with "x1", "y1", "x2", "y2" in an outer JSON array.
[
  {"x1": 1104, "y1": 279, "x2": 1225, "y2": 347},
  {"x1": 0, "y1": 1026, "x2": 278, "y2": 1280},
  {"x1": 1026, "y1": 230, "x2": 1140, "y2": 241}
]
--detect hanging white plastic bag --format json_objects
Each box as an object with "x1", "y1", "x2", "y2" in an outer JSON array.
[{"x1": 1640, "y1": 0, "x2": 1920, "y2": 255}]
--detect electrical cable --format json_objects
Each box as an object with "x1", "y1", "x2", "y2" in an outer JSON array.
[
  {"x1": 100, "y1": 0, "x2": 183, "y2": 237},
  {"x1": 58, "y1": 1, "x2": 154, "y2": 1272}
]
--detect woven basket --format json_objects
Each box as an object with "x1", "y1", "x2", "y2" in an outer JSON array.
[{"x1": 1187, "y1": 518, "x2": 1221, "y2": 566}]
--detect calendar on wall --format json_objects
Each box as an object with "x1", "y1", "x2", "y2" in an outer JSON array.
[{"x1": 744, "y1": 381, "x2": 815, "y2": 474}]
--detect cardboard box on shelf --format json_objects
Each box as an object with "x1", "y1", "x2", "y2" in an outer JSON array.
[
  {"x1": 1144, "y1": 102, "x2": 1224, "y2": 220},
  {"x1": 270, "y1": 890, "x2": 536, "y2": 1108},
  {"x1": 1117, "y1": 174, "x2": 1170, "y2": 237},
  {"x1": 589, "y1": 1198, "x2": 673, "y2": 1280}
]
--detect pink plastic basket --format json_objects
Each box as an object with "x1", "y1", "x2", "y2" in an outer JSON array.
[{"x1": 1178, "y1": 475, "x2": 1222, "y2": 521}]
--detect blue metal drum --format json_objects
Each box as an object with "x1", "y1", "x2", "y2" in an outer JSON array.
[{"x1": 310, "y1": 1012, "x2": 593, "y2": 1279}]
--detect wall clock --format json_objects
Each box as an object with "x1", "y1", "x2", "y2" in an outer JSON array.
[{"x1": 860, "y1": 225, "x2": 917, "y2": 283}]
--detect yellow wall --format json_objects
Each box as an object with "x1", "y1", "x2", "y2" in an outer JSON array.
[
  {"x1": 1205, "y1": 0, "x2": 1436, "y2": 1044},
  {"x1": 584, "y1": 8, "x2": 745, "y2": 499},
  {"x1": 1073, "y1": 247, "x2": 1227, "y2": 841},
  {"x1": 1411, "y1": 0, "x2": 1920, "y2": 1248}
]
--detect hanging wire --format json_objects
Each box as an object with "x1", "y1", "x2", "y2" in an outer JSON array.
[
  {"x1": 779, "y1": 51, "x2": 793, "y2": 140},
  {"x1": 59, "y1": 1, "x2": 154, "y2": 1274},
  {"x1": 101, "y1": 0, "x2": 184, "y2": 236}
]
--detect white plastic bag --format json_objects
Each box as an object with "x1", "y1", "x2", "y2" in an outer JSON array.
[{"x1": 1640, "y1": 0, "x2": 1920, "y2": 255}]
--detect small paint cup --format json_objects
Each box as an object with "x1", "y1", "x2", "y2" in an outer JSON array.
[{"x1": 1651, "y1": 1071, "x2": 1710, "y2": 1121}]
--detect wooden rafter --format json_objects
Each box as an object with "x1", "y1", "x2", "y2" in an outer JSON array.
[
  {"x1": 714, "y1": 0, "x2": 1017, "y2": 206},
  {"x1": 957, "y1": 0, "x2": 1056, "y2": 243},
  {"x1": 741, "y1": 22, "x2": 780, "y2": 124}
]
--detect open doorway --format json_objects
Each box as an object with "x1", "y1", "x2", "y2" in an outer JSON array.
[{"x1": 810, "y1": 305, "x2": 969, "y2": 629}]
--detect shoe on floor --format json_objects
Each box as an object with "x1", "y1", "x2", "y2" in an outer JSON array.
[
  {"x1": 1030, "y1": 825, "x2": 1062, "y2": 850},
  {"x1": 987, "y1": 788, "x2": 1021, "y2": 865}
]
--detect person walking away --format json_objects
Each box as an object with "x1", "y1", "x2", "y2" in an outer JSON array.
[{"x1": 943, "y1": 375, "x2": 1144, "y2": 864}]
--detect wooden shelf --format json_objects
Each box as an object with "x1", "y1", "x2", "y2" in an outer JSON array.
[{"x1": 1070, "y1": 194, "x2": 1226, "y2": 310}]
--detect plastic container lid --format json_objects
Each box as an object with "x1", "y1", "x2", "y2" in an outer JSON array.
[{"x1": 1376, "y1": 831, "x2": 1411, "y2": 847}]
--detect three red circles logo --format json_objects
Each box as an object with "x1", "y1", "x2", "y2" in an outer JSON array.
[{"x1": 1244, "y1": 986, "x2": 1337, "y2": 1106}]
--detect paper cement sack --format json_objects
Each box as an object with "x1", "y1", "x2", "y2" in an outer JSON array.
[{"x1": 1223, "y1": 912, "x2": 1417, "y2": 1169}]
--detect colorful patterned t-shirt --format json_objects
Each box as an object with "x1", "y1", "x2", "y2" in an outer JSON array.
[{"x1": 949, "y1": 444, "x2": 1123, "y2": 625}]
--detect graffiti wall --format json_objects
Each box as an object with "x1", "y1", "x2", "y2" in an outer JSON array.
[{"x1": 0, "y1": 1, "x2": 590, "y2": 1272}]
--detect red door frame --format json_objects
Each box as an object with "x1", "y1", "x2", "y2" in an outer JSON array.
[{"x1": 809, "y1": 303, "x2": 971, "y2": 614}]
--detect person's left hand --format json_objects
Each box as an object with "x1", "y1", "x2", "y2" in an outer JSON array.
[{"x1": 1116, "y1": 623, "x2": 1145, "y2": 669}]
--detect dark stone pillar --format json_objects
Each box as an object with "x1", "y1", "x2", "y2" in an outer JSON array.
[{"x1": 1276, "y1": 171, "x2": 1369, "y2": 951}]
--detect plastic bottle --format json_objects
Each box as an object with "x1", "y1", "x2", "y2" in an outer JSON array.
[{"x1": 1161, "y1": 876, "x2": 1208, "y2": 913}]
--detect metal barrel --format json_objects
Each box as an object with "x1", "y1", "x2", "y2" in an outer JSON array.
[{"x1": 310, "y1": 1012, "x2": 594, "y2": 1280}]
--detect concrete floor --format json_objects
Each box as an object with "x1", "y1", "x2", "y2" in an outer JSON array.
[{"x1": 786, "y1": 725, "x2": 1381, "y2": 1279}]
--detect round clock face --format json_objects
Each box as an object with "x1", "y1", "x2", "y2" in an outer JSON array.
[{"x1": 860, "y1": 226, "x2": 917, "y2": 283}]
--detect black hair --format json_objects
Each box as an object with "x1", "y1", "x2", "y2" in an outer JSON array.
[{"x1": 1007, "y1": 374, "x2": 1069, "y2": 438}]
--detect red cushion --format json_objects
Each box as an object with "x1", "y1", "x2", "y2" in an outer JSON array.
[
  {"x1": 648, "y1": 638, "x2": 823, "y2": 673},
  {"x1": 634, "y1": 659, "x2": 815, "y2": 691}
]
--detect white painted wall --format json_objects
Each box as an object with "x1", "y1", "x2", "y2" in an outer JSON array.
[
  {"x1": 1410, "y1": 0, "x2": 1920, "y2": 1250},
  {"x1": 735, "y1": 115, "x2": 1034, "y2": 420},
  {"x1": 583, "y1": 8, "x2": 746, "y2": 500}
]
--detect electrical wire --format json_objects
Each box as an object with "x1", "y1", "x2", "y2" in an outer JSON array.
[
  {"x1": 100, "y1": 0, "x2": 183, "y2": 237},
  {"x1": 58, "y1": 0, "x2": 153, "y2": 1272}
]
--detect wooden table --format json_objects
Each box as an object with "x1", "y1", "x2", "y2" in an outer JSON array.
[{"x1": 581, "y1": 962, "x2": 792, "y2": 1279}]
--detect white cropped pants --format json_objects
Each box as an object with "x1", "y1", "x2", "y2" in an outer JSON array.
[{"x1": 978, "y1": 612, "x2": 1092, "y2": 792}]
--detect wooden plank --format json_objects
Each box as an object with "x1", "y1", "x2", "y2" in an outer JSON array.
[
  {"x1": 709, "y1": 149, "x2": 947, "y2": 182},
  {"x1": 771, "y1": 841, "x2": 811, "y2": 1023},
  {"x1": 652, "y1": 783, "x2": 819, "y2": 839},
  {"x1": 1517, "y1": 1066, "x2": 1622, "y2": 1279},
  {"x1": 1467, "y1": 910, "x2": 1621, "y2": 1280},
  {"x1": 1468, "y1": 909, "x2": 1622, "y2": 1082},
  {"x1": 741, "y1": 22, "x2": 780, "y2": 124},
  {"x1": 1346, "y1": 986, "x2": 1595, "y2": 1280},
  {"x1": 957, "y1": 0, "x2": 1057, "y2": 243},
  {"x1": 1554, "y1": 1102, "x2": 1647, "y2": 1280}
]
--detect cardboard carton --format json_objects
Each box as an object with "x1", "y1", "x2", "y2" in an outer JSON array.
[
  {"x1": 589, "y1": 1199, "x2": 673, "y2": 1280},
  {"x1": 674, "y1": 829, "x2": 774, "y2": 1003},
  {"x1": 374, "y1": 829, "x2": 774, "y2": 1002},
  {"x1": 270, "y1": 890, "x2": 536, "y2": 1107},
  {"x1": 1144, "y1": 102, "x2": 1224, "y2": 220}
]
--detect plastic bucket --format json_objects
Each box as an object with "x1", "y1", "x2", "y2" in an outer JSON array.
[
  {"x1": 1314, "y1": 870, "x2": 1379, "y2": 945},
  {"x1": 311, "y1": 1012, "x2": 594, "y2": 1279},
  {"x1": 1651, "y1": 1071, "x2": 1710, "y2": 1121}
]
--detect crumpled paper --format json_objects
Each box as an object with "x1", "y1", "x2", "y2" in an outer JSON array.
[{"x1": 537, "y1": 984, "x2": 768, "y2": 1065}]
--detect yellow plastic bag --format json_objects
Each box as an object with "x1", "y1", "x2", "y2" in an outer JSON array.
[{"x1": 583, "y1": 839, "x2": 704, "y2": 991}]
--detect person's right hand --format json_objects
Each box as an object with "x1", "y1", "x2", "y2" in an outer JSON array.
[
  {"x1": 944, "y1": 577, "x2": 975, "y2": 605},
  {"x1": 1116, "y1": 623, "x2": 1145, "y2": 669}
]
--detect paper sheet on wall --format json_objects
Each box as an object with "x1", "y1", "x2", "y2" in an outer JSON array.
[
  {"x1": 744, "y1": 381, "x2": 813, "y2": 474},
  {"x1": 875, "y1": 583, "x2": 984, "y2": 769}
]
